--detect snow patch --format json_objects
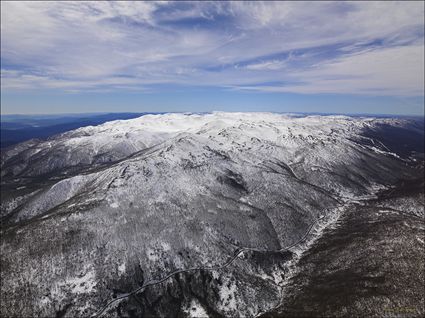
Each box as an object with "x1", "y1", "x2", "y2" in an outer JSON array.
[
  {"x1": 118, "y1": 263, "x2": 126, "y2": 275},
  {"x1": 51, "y1": 266, "x2": 97, "y2": 299},
  {"x1": 218, "y1": 277, "x2": 238, "y2": 311},
  {"x1": 67, "y1": 269, "x2": 97, "y2": 294},
  {"x1": 161, "y1": 242, "x2": 171, "y2": 251},
  {"x1": 182, "y1": 299, "x2": 209, "y2": 318},
  {"x1": 146, "y1": 248, "x2": 159, "y2": 262}
]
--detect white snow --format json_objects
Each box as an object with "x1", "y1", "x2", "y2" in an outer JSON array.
[
  {"x1": 4, "y1": 112, "x2": 406, "y2": 171},
  {"x1": 218, "y1": 277, "x2": 238, "y2": 311},
  {"x1": 67, "y1": 269, "x2": 97, "y2": 294},
  {"x1": 182, "y1": 299, "x2": 209, "y2": 317},
  {"x1": 161, "y1": 242, "x2": 171, "y2": 251},
  {"x1": 1, "y1": 112, "x2": 419, "y2": 318},
  {"x1": 146, "y1": 248, "x2": 159, "y2": 262},
  {"x1": 50, "y1": 266, "x2": 97, "y2": 300},
  {"x1": 118, "y1": 263, "x2": 126, "y2": 275},
  {"x1": 370, "y1": 146, "x2": 401, "y2": 159}
]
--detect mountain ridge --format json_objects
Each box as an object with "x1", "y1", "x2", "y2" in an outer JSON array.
[{"x1": 1, "y1": 112, "x2": 423, "y2": 317}]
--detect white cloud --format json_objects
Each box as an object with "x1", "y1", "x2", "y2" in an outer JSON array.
[
  {"x1": 245, "y1": 45, "x2": 424, "y2": 96},
  {"x1": 245, "y1": 60, "x2": 287, "y2": 71},
  {"x1": 1, "y1": 1, "x2": 424, "y2": 96}
]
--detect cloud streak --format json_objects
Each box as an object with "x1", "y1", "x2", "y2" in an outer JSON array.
[{"x1": 1, "y1": 1, "x2": 424, "y2": 96}]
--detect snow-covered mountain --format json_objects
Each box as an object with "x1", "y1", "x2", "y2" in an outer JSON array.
[{"x1": 1, "y1": 112, "x2": 423, "y2": 317}]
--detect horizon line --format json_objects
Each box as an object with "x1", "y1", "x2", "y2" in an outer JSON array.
[{"x1": 1, "y1": 110, "x2": 424, "y2": 118}]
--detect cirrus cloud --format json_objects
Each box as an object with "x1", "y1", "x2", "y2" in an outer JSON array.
[{"x1": 1, "y1": 1, "x2": 424, "y2": 96}]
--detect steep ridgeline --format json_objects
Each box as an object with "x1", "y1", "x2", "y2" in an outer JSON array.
[{"x1": 0, "y1": 113, "x2": 423, "y2": 317}]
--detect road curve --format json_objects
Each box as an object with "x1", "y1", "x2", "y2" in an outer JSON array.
[{"x1": 93, "y1": 218, "x2": 320, "y2": 317}]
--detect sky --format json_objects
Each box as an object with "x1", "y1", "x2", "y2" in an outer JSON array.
[{"x1": 1, "y1": 1, "x2": 424, "y2": 115}]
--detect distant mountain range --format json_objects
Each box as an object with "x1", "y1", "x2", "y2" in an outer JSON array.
[
  {"x1": 0, "y1": 113, "x2": 154, "y2": 148},
  {"x1": 2, "y1": 112, "x2": 421, "y2": 149}
]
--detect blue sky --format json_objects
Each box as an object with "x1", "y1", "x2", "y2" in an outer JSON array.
[{"x1": 1, "y1": 1, "x2": 424, "y2": 115}]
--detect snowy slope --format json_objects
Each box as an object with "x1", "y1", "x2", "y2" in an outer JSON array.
[
  {"x1": 0, "y1": 112, "x2": 422, "y2": 317},
  {"x1": 0, "y1": 112, "x2": 406, "y2": 179}
]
